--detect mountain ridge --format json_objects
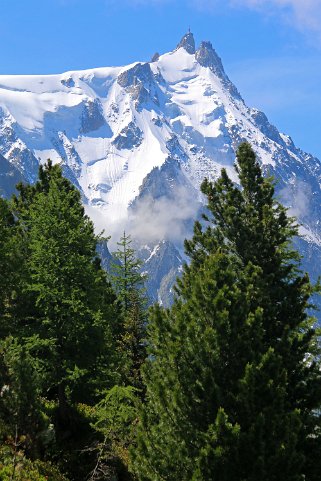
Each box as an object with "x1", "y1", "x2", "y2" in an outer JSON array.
[{"x1": 0, "y1": 32, "x2": 320, "y2": 308}]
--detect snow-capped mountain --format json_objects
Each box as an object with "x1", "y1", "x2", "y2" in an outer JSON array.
[{"x1": 0, "y1": 32, "x2": 320, "y2": 310}]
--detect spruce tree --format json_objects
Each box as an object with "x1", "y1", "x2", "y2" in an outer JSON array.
[
  {"x1": 111, "y1": 233, "x2": 147, "y2": 389},
  {"x1": 133, "y1": 143, "x2": 321, "y2": 481},
  {"x1": 12, "y1": 161, "x2": 119, "y2": 415},
  {"x1": 111, "y1": 232, "x2": 146, "y2": 314}
]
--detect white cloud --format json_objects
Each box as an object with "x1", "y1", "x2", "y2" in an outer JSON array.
[
  {"x1": 127, "y1": 186, "x2": 201, "y2": 245},
  {"x1": 280, "y1": 179, "x2": 312, "y2": 220},
  {"x1": 85, "y1": 184, "x2": 201, "y2": 248}
]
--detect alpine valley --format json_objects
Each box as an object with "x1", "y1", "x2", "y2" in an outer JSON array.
[{"x1": 0, "y1": 32, "x2": 320, "y2": 311}]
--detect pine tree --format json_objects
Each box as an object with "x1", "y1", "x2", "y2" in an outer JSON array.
[
  {"x1": 133, "y1": 143, "x2": 321, "y2": 481},
  {"x1": 11, "y1": 161, "x2": 119, "y2": 415},
  {"x1": 111, "y1": 233, "x2": 147, "y2": 389}
]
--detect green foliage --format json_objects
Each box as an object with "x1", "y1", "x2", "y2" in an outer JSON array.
[
  {"x1": 0, "y1": 444, "x2": 69, "y2": 481},
  {"x1": 45, "y1": 402, "x2": 99, "y2": 481},
  {"x1": 0, "y1": 337, "x2": 46, "y2": 456},
  {"x1": 12, "y1": 161, "x2": 119, "y2": 409},
  {"x1": 192, "y1": 408, "x2": 241, "y2": 481},
  {"x1": 0, "y1": 161, "x2": 124, "y2": 481},
  {"x1": 111, "y1": 232, "x2": 146, "y2": 315},
  {"x1": 134, "y1": 253, "x2": 268, "y2": 481},
  {"x1": 133, "y1": 143, "x2": 321, "y2": 481},
  {"x1": 95, "y1": 385, "x2": 138, "y2": 441},
  {"x1": 0, "y1": 197, "x2": 18, "y2": 338},
  {"x1": 2, "y1": 145, "x2": 319, "y2": 481},
  {"x1": 111, "y1": 233, "x2": 147, "y2": 389},
  {"x1": 89, "y1": 385, "x2": 138, "y2": 480}
]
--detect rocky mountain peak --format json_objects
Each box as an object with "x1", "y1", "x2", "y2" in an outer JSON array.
[
  {"x1": 176, "y1": 31, "x2": 196, "y2": 55},
  {"x1": 0, "y1": 35, "x2": 320, "y2": 313},
  {"x1": 195, "y1": 41, "x2": 225, "y2": 76},
  {"x1": 195, "y1": 40, "x2": 242, "y2": 99},
  {"x1": 117, "y1": 62, "x2": 153, "y2": 88},
  {"x1": 151, "y1": 52, "x2": 160, "y2": 63}
]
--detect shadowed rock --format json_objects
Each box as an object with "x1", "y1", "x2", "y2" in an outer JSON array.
[
  {"x1": 80, "y1": 99, "x2": 106, "y2": 134},
  {"x1": 117, "y1": 63, "x2": 153, "y2": 89},
  {"x1": 195, "y1": 41, "x2": 225, "y2": 77},
  {"x1": 151, "y1": 52, "x2": 160, "y2": 62},
  {"x1": 176, "y1": 31, "x2": 195, "y2": 55},
  {"x1": 112, "y1": 121, "x2": 143, "y2": 150},
  {"x1": 196, "y1": 41, "x2": 242, "y2": 99}
]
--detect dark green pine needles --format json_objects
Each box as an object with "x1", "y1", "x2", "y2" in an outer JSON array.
[
  {"x1": 11, "y1": 161, "x2": 119, "y2": 414},
  {"x1": 132, "y1": 142, "x2": 321, "y2": 481}
]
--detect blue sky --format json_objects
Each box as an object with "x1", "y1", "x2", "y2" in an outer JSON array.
[{"x1": 0, "y1": 0, "x2": 320, "y2": 159}]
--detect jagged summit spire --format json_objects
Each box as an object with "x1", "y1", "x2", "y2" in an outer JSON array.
[
  {"x1": 195, "y1": 40, "x2": 242, "y2": 99},
  {"x1": 195, "y1": 41, "x2": 225, "y2": 75},
  {"x1": 176, "y1": 31, "x2": 195, "y2": 55}
]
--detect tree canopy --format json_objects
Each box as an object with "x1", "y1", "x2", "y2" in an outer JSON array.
[{"x1": 133, "y1": 142, "x2": 321, "y2": 481}]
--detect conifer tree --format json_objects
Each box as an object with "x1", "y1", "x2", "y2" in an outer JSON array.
[
  {"x1": 0, "y1": 198, "x2": 17, "y2": 337},
  {"x1": 12, "y1": 161, "x2": 119, "y2": 415},
  {"x1": 111, "y1": 232, "x2": 147, "y2": 389},
  {"x1": 112, "y1": 232, "x2": 146, "y2": 314},
  {"x1": 133, "y1": 143, "x2": 321, "y2": 481}
]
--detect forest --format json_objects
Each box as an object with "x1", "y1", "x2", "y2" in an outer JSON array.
[{"x1": 0, "y1": 143, "x2": 321, "y2": 481}]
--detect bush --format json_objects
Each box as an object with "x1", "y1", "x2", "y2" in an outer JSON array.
[{"x1": 0, "y1": 444, "x2": 69, "y2": 481}]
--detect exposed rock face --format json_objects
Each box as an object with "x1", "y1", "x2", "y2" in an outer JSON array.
[
  {"x1": 133, "y1": 159, "x2": 194, "y2": 203},
  {"x1": 196, "y1": 41, "x2": 242, "y2": 98},
  {"x1": 80, "y1": 99, "x2": 106, "y2": 134},
  {"x1": 0, "y1": 107, "x2": 38, "y2": 183},
  {"x1": 195, "y1": 41, "x2": 225, "y2": 75},
  {"x1": 117, "y1": 63, "x2": 154, "y2": 89},
  {"x1": 51, "y1": 132, "x2": 83, "y2": 177},
  {"x1": 117, "y1": 62, "x2": 160, "y2": 108},
  {"x1": 61, "y1": 77, "x2": 75, "y2": 88},
  {"x1": 138, "y1": 240, "x2": 183, "y2": 306},
  {"x1": 176, "y1": 31, "x2": 196, "y2": 54},
  {"x1": 96, "y1": 240, "x2": 115, "y2": 272},
  {"x1": 112, "y1": 122, "x2": 143, "y2": 150},
  {"x1": 166, "y1": 135, "x2": 188, "y2": 164},
  {"x1": 151, "y1": 52, "x2": 160, "y2": 62},
  {"x1": 6, "y1": 146, "x2": 39, "y2": 183},
  {"x1": 250, "y1": 109, "x2": 284, "y2": 145},
  {"x1": 130, "y1": 84, "x2": 150, "y2": 105}
]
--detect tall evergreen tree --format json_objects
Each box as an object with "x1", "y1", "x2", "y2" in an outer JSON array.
[
  {"x1": 111, "y1": 232, "x2": 146, "y2": 314},
  {"x1": 111, "y1": 233, "x2": 147, "y2": 389},
  {"x1": 133, "y1": 143, "x2": 321, "y2": 481},
  {"x1": 12, "y1": 161, "x2": 119, "y2": 414}
]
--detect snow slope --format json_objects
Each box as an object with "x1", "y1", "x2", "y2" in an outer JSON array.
[{"x1": 0, "y1": 32, "x2": 320, "y2": 306}]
